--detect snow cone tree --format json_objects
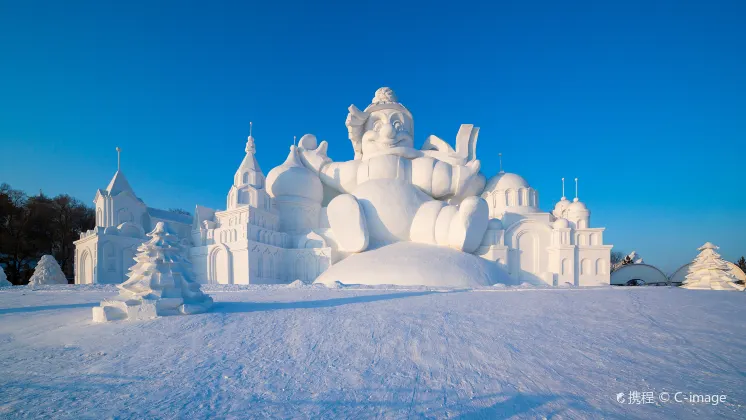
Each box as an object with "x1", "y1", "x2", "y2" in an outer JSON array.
[
  {"x1": 92, "y1": 222, "x2": 213, "y2": 322},
  {"x1": 0, "y1": 265, "x2": 11, "y2": 287},
  {"x1": 681, "y1": 242, "x2": 745, "y2": 291},
  {"x1": 28, "y1": 255, "x2": 68, "y2": 286}
]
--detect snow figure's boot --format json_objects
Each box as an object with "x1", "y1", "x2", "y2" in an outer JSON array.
[
  {"x1": 410, "y1": 200, "x2": 446, "y2": 245},
  {"x1": 327, "y1": 193, "x2": 369, "y2": 253},
  {"x1": 447, "y1": 196, "x2": 489, "y2": 253},
  {"x1": 411, "y1": 197, "x2": 488, "y2": 254}
]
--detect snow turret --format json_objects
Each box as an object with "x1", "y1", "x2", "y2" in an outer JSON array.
[
  {"x1": 565, "y1": 178, "x2": 590, "y2": 228},
  {"x1": 28, "y1": 255, "x2": 68, "y2": 286},
  {"x1": 227, "y1": 127, "x2": 270, "y2": 210}
]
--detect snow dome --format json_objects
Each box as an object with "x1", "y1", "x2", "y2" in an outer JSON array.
[
  {"x1": 552, "y1": 218, "x2": 570, "y2": 229},
  {"x1": 481, "y1": 172, "x2": 538, "y2": 218},
  {"x1": 266, "y1": 145, "x2": 323, "y2": 203}
]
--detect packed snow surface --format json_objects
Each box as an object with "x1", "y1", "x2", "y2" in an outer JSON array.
[{"x1": 0, "y1": 285, "x2": 744, "y2": 419}]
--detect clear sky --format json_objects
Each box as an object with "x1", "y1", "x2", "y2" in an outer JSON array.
[{"x1": 1, "y1": 0, "x2": 744, "y2": 272}]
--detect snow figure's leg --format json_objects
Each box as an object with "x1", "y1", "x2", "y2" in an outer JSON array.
[
  {"x1": 447, "y1": 197, "x2": 489, "y2": 253},
  {"x1": 410, "y1": 200, "x2": 446, "y2": 245},
  {"x1": 327, "y1": 194, "x2": 369, "y2": 253}
]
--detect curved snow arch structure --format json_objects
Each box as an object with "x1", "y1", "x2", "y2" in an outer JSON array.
[
  {"x1": 610, "y1": 264, "x2": 669, "y2": 286},
  {"x1": 669, "y1": 262, "x2": 746, "y2": 285}
]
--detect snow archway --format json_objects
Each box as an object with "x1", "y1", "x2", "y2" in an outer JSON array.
[
  {"x1": 80, "y1": 250, "x2": 93, "y2": 284},
  {"x1": 610, "y1": 264, "x2": 669, "y2": 286}
]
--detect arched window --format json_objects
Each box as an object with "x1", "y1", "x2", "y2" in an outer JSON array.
[
  {"x1": 242, "y1": 172, "x2": 249, "y2": 184},
  {"x1": 96, "y1": 209, "x2": 103, "y2": 226},
  {"x1": 595, "y1": 258, "x2": 606, "y2": 275},
  {"x1": 581, "y1": 258, "x2": 591, "y2": 275},
  {"x1": 561, "y1": 258, "x2": 569, "y2": 275},
  {"x1": 256, "y1": 255, "x2": 263, "y2": 279}
]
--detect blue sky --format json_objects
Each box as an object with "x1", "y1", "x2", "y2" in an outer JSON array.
[{"x1": 1, "y1": 0, "x2": 744, "y2": 272}]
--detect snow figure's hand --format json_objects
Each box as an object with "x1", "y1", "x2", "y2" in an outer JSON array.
[
  {"x1": 346, "y1": 105, "x2": 368, "y2": 159},
  {"x1": 454, "y1": 160, "x2": 481, "y2": 195},
  {"x1": 297, "y1": 135, "x2": 330, "y2": 174}
]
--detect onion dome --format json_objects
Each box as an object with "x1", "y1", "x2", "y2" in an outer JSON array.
[
  {"x1": 552, "y1": 218, "x2": 570, "y2": 229},
  {"x1": 266, "y1": 146, "x2": 323, "y2": 203},
  {"x1": 552, "y1": 197, "x2": 571, "y2": 218},
  {"x1": 487, "y1": 218, "x2": 504, "y2": 230}
]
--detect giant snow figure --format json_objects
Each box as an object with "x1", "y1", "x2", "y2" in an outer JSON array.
[{"x1": 294, "y1": 87, "x2": 489, "y2": 253}]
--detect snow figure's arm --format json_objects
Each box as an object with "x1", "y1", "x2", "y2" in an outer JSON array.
[
  {"x1": 411, "y1": 157, "x2": 482, "y2": 199},
  {"x1": 298, "y1": 134, "x2": 360, "y2": 194}
]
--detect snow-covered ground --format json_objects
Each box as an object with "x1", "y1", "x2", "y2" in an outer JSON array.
[{"x1": 0, "y1": 285, "x2": 744, "y2": 419}]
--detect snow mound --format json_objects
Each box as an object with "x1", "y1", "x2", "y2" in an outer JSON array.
[
  {"x1": 28, "y1": 255, "x2": 68, "y2": 286},
  {"x1": 0, "y1": 266, "x2": 11, "y2": 287},
  {"x1": 315, "y1": 242, "x2": 512, "y2": 287},
  {"x1": 286, "y1": 280, "x2": 306, "y2": 288}
]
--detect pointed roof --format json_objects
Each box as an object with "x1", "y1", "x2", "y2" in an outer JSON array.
[
  {"x1": 237, "y1": 135, "x2": 262, "y2": 174},
  {"x1": 698, "y1": 242, "x2": 718, "y2": 251},
  {"x1": 106, "y1": 170, "x2": 136, "y2": 196}
]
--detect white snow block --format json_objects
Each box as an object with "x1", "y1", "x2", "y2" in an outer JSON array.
[{"x1": 92, "y1": 306, "x2": 126, "y2": 323}]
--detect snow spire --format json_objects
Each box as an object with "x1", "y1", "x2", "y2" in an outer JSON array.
[
  {"x1": 561, "y1": 177, "x2": 566, "y2": 200},
  {"x1": 116, "y1": 146, "x2": 121, "y2": 171},
  {"x1": 498, "y1": 152, "x2": 504, "y2": 173},
  {"x1": 574, "y1": 177, "x2": 579, "y2": 202}
]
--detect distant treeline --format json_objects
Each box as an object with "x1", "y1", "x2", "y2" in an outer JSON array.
[{"x1": 0, "y1": 183, "x2": 94, "y2": 285}]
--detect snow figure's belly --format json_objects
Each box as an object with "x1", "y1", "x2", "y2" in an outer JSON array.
[{"x1": 352, "y1": 179, "x2": 430, "y2": 244}]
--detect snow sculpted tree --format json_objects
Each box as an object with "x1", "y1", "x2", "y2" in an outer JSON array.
[
  {"x1": 0, "y1": 265, "x2": 11, "y2": 287},
  {"x1": 28, "y1": 255, "x2": 68, "y2": 286},
  {"x1": 681, "y1": 242, "x2": 745, "y2": 291},
  {"x1": 92, "y1": 222, "x2": 213, "y2": 322}
]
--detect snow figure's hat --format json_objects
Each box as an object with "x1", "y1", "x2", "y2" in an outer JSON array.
[{"x1": 363, "y1": 87, "x2": 413, "y2": 121}]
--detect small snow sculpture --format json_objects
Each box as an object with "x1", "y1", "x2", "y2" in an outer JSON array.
[
  {"x1": 28, "y1": 255, "x2": 68, "y2": 286},
  {"x1": 612, "y1": 251, "x2": 644, "y2": 272},
  {"x1": 681, "y1": 242, "x2": 745, "y2": 291},
  {"x1": 0, "y1": 265, "x2": 11, "y2": 287},
  {"x1": 92, "y1": 222, "x2": 213, "y2": 322}
]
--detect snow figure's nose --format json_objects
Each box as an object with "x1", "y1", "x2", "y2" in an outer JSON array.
[{"x1": 379, "y1": 123, "x2": 396, "y2": 141}]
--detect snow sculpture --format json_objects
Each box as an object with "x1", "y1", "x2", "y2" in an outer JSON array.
[
  {"x1": 681, "y1": 242, "x2": 745, "y2": 291},
  {"x1": 28, "y1": 255, "x2": 68, "y2": 286},
  {"x1": 612, "y1": 251, "x2": 644, "y2": 272},
  {"x1": 295, "y1": 87, "x2": 489, "y2": 253},
  {"x1": 93, "y1": 222, "x2": 214, "y2": 322},
  {"x1": 0, "y1": 265, "x2": 11, "y2": 287}
]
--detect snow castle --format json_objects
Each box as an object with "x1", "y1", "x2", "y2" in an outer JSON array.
[{"x1": 75, "y1": 88, "x2": 612, "y2": 287}]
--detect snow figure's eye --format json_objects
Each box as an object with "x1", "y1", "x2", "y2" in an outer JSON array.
[
  {"x1": 373, "y1": 120, "x2": 382, "y2": 132},
  {"x1": 393, "y1": 121, "x2": 403, "y2": 132}
]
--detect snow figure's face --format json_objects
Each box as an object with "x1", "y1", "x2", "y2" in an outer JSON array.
[{"x1": 361, "y1": 109, "x2": 414, "y2": 158}]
